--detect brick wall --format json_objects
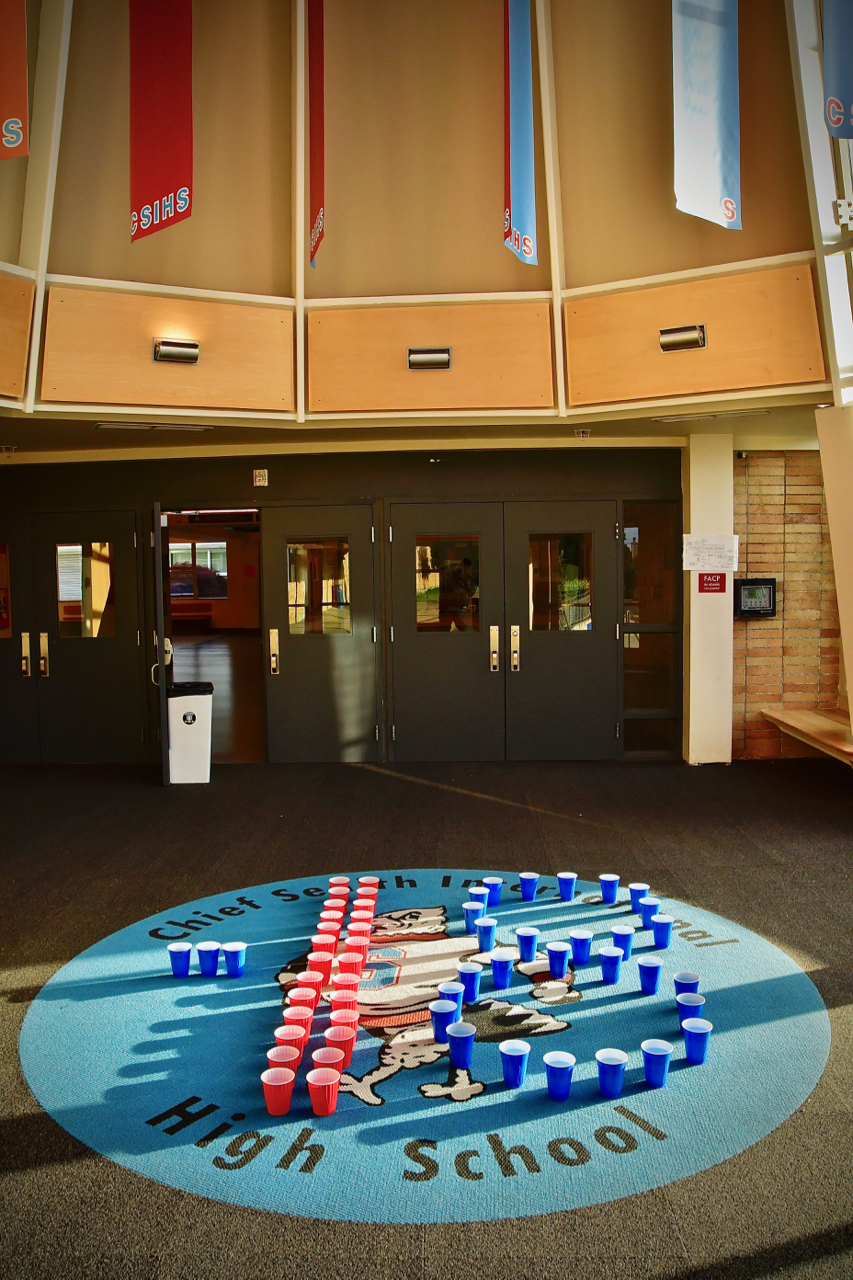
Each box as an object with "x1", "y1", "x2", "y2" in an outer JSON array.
[{"x1": 732, "y1": 450, "x2": 840, "y2": 759}]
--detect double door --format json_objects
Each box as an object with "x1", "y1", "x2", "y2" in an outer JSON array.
[{"x1": 389, "y1": 501, "x2": 619, "y2": 761}]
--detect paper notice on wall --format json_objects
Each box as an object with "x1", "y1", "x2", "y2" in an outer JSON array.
[
  {"x1": 0, "y1": 0, "x2": 29, "y2": 159},
  {"x1": 683, "y1": 534, "x2": 739, "y2": 571}
]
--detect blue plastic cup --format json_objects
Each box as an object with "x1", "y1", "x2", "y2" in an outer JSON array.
[
  {"x1": 673, "y1": 971, "x2": 700, "y2": 1000},
  {"x1": 197, "y1": 940, "x2": 221, "y2": 977},
  {"x1": 463, "y1": 901, "x2": 485, "y2": 934},
  {"x1": 438, "y1": 981, "x2": 465, "y2": 1018},
  {"x1": 599, "y1": 873, "x2": 620, "y2": 905},
  {"x1": 638, "y1": 955, "x2": 663, "y2": 994},
  {"x1": 484, "y1": 877, "x2": 503, "y2": 907},
  {"x1": 596, "y1": 1048, "x2": 629, "y2": 1098},
  {"x1": 652, "y1": 914, "x2": 674, "y2": 949},
  {"x1": 429, "y1": 999, "x2": 458, "y2": 1047},
  {"x1": 611, "y1": 924, "x2": 635, "y2": 959},
  {"x1": 642, "y1": 1038, "x2": 674, "y2": 1088},
  {"x1": 558, "y1": 872, "x2": 578, "y2": 902},
  {"x1": 519, "y1": 872, "x2": 539, "y2": 902},
  {"x1": 677, "y1": 992, "x2": 706, "y2": 1027},
  {"x1": 457, "y1": 961, "x2": 483, "y2": 1004},
  {"x1": 469, "y1": 886, "x2": 490, "y2": 910},
  {"x1": 639, "y1": 896, "x2": 662, "y2": 929},
  {"x1": 516, "y1": 926, "x2": 540, "y2": 963},
  {"x1": 476, "y1": 916, "x2": 497, "y2": 954},
  {"x1": 599, "y1": 946, "x2": 623, "y2": 985},
  {"x1": 490, "y1": 950, "x2": 514, "y2": 989},
  {"x1": 447, "y1": 1020, "x2": 476, "y2": 1069},
  {"x1": 499, "y1": 1039, "x2": 531, "y2": 1088},
  {"x1": 167, "y1": 941, "x2": 192, "y2": 978},
  {"x1": 547, "y1": 940, "x2": 572, "y2": 979},
  {"x1": 223, "y1": 941, "x2": 247, "y2": 978},
  {"x1": 569, "y1": 929, "x2": 593, "y2": 966},
  {"x1": 543, "y1": 1050, "x2": 576, "y2": 1101},
  {"x1": 629, "y1": 882, "x2": 651, "y2": 913},
  {"x1": 682, "y1": 1017, "x2": 713, "y2": 1064}
]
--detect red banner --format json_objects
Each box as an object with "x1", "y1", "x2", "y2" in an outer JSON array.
[
  {"x1": 129, "y1": 0, "x2": 193, "y2": 241},
  {"x1": 308, "y1": 0, "x2": 325, "y2": 265},
  {"x1": 0, "y1": 0, "x2": 29, "y2": 160}
]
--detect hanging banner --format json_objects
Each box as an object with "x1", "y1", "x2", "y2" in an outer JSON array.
[
  {"x1": 823, "y1": 0, "x2": 853, "y2": 139},
  {"x1": 0, "y1": 0, "x2": 29, "y2": 159},
  {"x1": 672, "y1": 0, "x2": 741, "y2": 230},
  {"x1": 129, "y1": 0, "x2": 193, "y2": 241},
  {"x1": 504, "y1": 0, "x2": 537, "y2": 265},
  {"x1": 308, "y1": 0, "x2": 325, "y2": 266}
]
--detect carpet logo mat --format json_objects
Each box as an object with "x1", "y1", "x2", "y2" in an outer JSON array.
[{"x1": 19, "y1": 870, "x2": 830, "y2": 1223}]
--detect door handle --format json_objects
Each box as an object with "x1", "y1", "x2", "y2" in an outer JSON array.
[
  {"x1": 21, "y1": 632, "x2": 31, "y2": 677},
  {"x1": 510, "y1": 624, "x2": 520, "y2": 672},
  {"x1": 489, "y1": 625, "x2": 500, "y2": 672},
  {"x1": 269, "y1": 628, "x2": 280, "y2": 675},
  {"x1": 38, "y1": 631, "x2": 49, "y2": 677}
]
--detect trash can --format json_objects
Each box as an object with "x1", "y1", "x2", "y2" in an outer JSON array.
[{"x1": 167, "y1": 682, "x2": 214, "y2": 784}]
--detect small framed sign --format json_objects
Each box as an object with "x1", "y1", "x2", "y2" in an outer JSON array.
[{"x1": 734, "y1": 578, "x2": 776, "y2": 619}]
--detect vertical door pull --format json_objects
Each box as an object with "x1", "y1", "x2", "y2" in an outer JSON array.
[
  {"x1": 490, "y1": 625, "x2": 500, "y2": 671},
  {"x1": 269, "y1": 628, "x2": 280, "y2": 675},
  {"x1": 21, "y1": 632, "x2": 31, "y2": 677},
  {"x1": 38, "y1": 632, "x2": 49, "y2": 677},
  {"x1": 510, "y1": 624, "x2": 520, "y2": 672}
]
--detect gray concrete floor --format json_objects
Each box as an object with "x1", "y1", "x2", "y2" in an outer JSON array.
[{"x1": 1, "y1": 756, "x2": 852, "y2": 1279}]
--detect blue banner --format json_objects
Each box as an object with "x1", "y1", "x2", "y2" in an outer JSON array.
[
  {"x1": 672, "y1": 0, "x2": 741, "y2": 230},
  {"x1": 504, "y1": 0, "x2": 537, "y2": 265},
  {"x1": 824, "y1": 0, "x2": 853, "y2": 139}
]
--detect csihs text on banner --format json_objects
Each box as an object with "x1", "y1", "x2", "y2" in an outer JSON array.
[
  {"x1": 308, "y1": 0, "x2": 325, "y2": 266},
  {"x1": 672, "y1": 0, "x2": 741, "y2": 230},
  {"x1": 823, "y1": 0, "x2": 853, "y2": 139},
  {"x1": 504, "y1": 0, "x2": 537, "y2": 264},
  {"x1": 0, "y1": 0, "x2": 29, "y2": 159},
  {"x1": 129, "y1": 0, "x2": 193, "y2": 241}
]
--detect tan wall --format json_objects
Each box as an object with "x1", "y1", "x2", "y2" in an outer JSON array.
[
  {"x1": 0, "y1": 0, "x2": 43, "y2": 265},
  {"x1": 552, "y1": 0, "x2": 813, "y2": 288},
  {"x1": 48, "y1": 0, "x2": 292, "y2": 296},
  {"x1": 732, "y1": 452, "x2": 840, "y2": 760},
  {"x1": 309, "y1": 0, "x2": 550, "y2": 299}
]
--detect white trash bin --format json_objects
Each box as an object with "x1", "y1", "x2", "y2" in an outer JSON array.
[{"x1": 167, "y1": 682, "x2": 214, "y2": 784}]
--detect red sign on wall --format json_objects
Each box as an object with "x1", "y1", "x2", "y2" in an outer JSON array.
[{"x1": 698, "y1": 573, "x2": 726, "y2": 593}]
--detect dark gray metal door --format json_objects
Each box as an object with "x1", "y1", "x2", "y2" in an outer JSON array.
[
  {"x1": 0, "y1": 513, "x2": 40, "y2": 762},
  {"x1": 389, "y1": 502, "x2": 505, "y2": 761},
  {"x1": 262, "y1": 505, "x2": 379, "y2": 762},
  {"x1": 31, "y1": 510, "x2": 146, "y2": 763},
  {"x1": 504, "y1": 501, "x2": 619, "y2": 760}
]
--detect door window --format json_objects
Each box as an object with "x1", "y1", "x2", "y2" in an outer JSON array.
[
  {"x1": 287, "y1": 537, "x2": 351, "y2": 634},
  {"x1": 56, "y1": 543, "x2": 116, "y2": 638},
  {"x1": 528, "y1": 533, "x2": 592, "y2": 631},
  {"x1": 415, "y1": 536, "x2": 480, "y2": 631}
]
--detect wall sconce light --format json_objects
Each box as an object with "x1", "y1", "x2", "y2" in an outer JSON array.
[
  {"x1": 153, "y1": 338, "x2": 200, "y2": 364},
  {"x1": 407, "y1": 347, "x2": 451, "y2": 370},
  {"x1": 659, "y1": 325, "x2": 706, "y2": 352}
]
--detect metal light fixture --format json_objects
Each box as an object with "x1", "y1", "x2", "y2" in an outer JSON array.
[
  {"x1": 153, "y1": 338, "x2": 200, "y2": 364},
  {"x1": 659, "y1": 324, "x2": 706, "y2": 352},
  {"x1": 407, "y1": 347, "x2": 451, "y2": 370}
]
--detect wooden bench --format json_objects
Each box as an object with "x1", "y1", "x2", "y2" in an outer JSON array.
[{"x1": 761, "y1": 706, "x2": 853, "y2": 769}]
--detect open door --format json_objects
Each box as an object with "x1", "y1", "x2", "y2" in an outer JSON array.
[{"x1": 153, "y1": 503, "x2": 172, "y2": 784}]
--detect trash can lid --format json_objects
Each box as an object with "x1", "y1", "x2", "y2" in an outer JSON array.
[{"x1": 167, "y1": 681, "x2": 214, "y2": 697}]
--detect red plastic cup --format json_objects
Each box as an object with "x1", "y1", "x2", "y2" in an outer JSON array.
[
  {"x1": 330, "y1": 1008, "x2": 360, "y2": 1031},
  {"x1": 353, "y1": 898, "x2": 376, "y2": 916},
  {"x1": 261, "y1": 1067, "x2": 296, "y2": 1116},
  {"x1": 319, "y1": 910, "x2": 344, "y2": 928},
  {"x1": 337, "y1": 951, "x2": 364, "y2": 977},
  {"x1": 311, "y1": 934, "x2": 337, "y2": 955},
  {"x1": 267, "y1": 1044, "x2": 301, "y2": 1072},
  {"x1": 298, "y1": 969, "x2": 324, "y2": 999},
  {"x1": 329, "y1": 876, "x2": 350, "y2": 889},
  {"x1": 347, "y1": 922, "x2": 372, "y2": 941},
  {"x1": 330, "y1": 989, "x2": 358, "y2": 1012},
  {"x1": 350, "y1": 910, "x2": 373, "y2": 926},
  {"x1": 312, "y1": 1045, "x2": 345, "y2": 1071},
  {"x1": 274, "y1": 1024, "x2": 307, "y2": 1063},
  {"x1": 328, "y1": 885, "x2": 349, "y2": 902},
  {"x1": 347, "y1": 937, "x2": 370, "y2": 961},
  {"x1": 306, "y1": 1067, "x2": 341, "y2": 1116},
  {"x1": 283, "y1": 1005, "x2": 313, "y2": 1035},
  {"x1": 318, "y1": 918, "x2": 342, "y2": 945},
  {"x1": 358, "y1": 876, "x2": 380, "y2": 889},
  {"x1": 323, "y1": 899, "x2": 346, "y2": 914},
  {"x1": 307, "y1": 950, "x2": 334, "y2": 984},
  {"x1": 324, "y1": 1024, "x2": 357, "y2": 1068},
  {"x1": 288, "y1": 986, "x2": 319, "y2": 1011},
  {"x1": 332, "y1": 972, "x2": 360, "y2": 993}
]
